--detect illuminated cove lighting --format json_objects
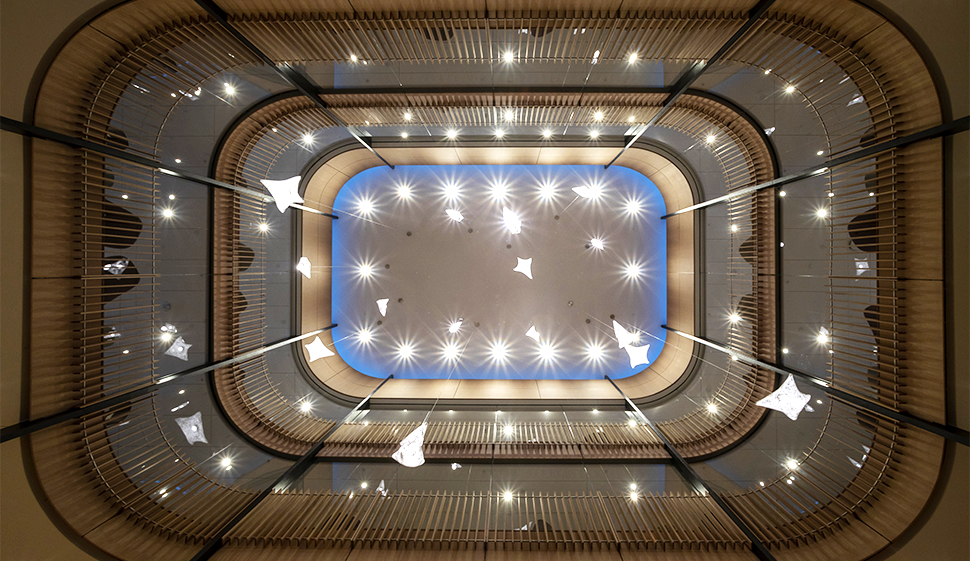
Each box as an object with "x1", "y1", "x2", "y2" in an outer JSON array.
[{"x1": 329, "y1": 165, "x2": 667, "y2": 380}]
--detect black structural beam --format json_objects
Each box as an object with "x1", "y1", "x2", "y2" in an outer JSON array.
[
  {"x1": 605, "y1": 376, "x2": 777, "y2": 561},
  {"x1": 662, "y1": 115, "x2": 970, "y2": 218},
  {"x1": 663, "y1": 326, "x2": 970, "y2": 447},
  {"x1": 605, "y1": 0, "x2": 776, "y2": 169},
  {"x1": 0, "y1": 116, "x2": 338, "y2": 218},
  {"x1": 194, "y1": 0, "x2": 394, "y2": 169},
  {"x1": 190, "y1": 374, "x2": 395, "y2": 561},
  {"x1": 0, "y1": 326, "x2": 335, "y2": 443}
]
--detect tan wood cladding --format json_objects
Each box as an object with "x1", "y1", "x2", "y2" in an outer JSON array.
[{"x1": 24, "y1": 0, "x2": 946, "y2": 559}]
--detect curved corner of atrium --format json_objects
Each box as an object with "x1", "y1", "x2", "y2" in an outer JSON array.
[{"x1": 1, "y1": 1, "x2": 968, "y2": 560}]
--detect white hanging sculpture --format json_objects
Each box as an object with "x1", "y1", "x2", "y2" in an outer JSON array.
[
  {"x1": 756, "y1": 374, "x2": 812, "y2": 421},
  {"x1": 448, "y1": 319, "x2": 463, "y2": 334},
  {"x1": 392, "y1": 422, "x2": 428, "y2": 468},
  {"x1": 451, "y1": 463, "x2": 462, "y2": 470},
  {"x1": 503, "y1": 206, "x2": 522, "y2": 234},
  {"x1": 376, "y1": 479, "x2": 388, "y2": 497},
  {"x1": 446, "y1": 209, "x2": 464, "y2": 222},
  {"x1": 572, "y1": 186, "x2": 593, "y2": 198},
  {"x1": 260, "y1": 176, "x2": 304, "y2": 213},
  {"x1": 164, "y1": 337, "x2": 191, "y2": 361},
  {"x1": 525, "y1": 326, "x2": 540, "y2": 342},
  {"x1": 513, "y1": 257, "x2": 533, "y2": 280},
  {"x1": 175, "y1": 412, "x2": 207, "y2": 445},
  {"x1": 103, "y1": 259, "x2": 129, "y2": 275},
  {"x1": 297, "y1": 257, "x2": 312, "y2": 279},
  {"x1": 376, "y1": 298, "x2": 389, "y2": 317},
  {"x1": 624, "y1": 344, "x2": 651, "y2": 368},
  {"x1": 305, "y1": 336, "x2": 335, "y2": 362},
  {"x1": 612, "y1": 320, "x2": 639, "y2": 348}
]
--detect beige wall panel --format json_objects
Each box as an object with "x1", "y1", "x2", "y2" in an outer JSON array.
[{"x1": 454, "y1": 379, "x2": 541, "y2": 400}]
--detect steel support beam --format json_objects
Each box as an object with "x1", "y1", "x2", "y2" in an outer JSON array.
[
  {"x1": 663, "y1": 326, "x2": 970, "y2": 446},
  {"x1": 605, "y1": 0, "x2": 776, "y2": 168},
  {"x1": 0, "y1": 116, "x2": 338, "y2": 218},
  {"x1": 194, "y1": 0, "x2": 394, "y2": 169},
  {"x1": 190, "y1": 374, "x2": 395, "y2": 561},
  {"x1": 662, "y1": 115, "x2": 970, "y2": 218},
  {"x1": 0, "y1": 326, "x2": 336, "y2": 442},
  {"x1": 605, "y1": 376, "x2": 777, "y2": 561}
]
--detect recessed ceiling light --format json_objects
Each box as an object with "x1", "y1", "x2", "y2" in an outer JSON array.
[
  {"x1": 590, "y1": 238, "x2": 604, "y2": 250},
  {"x1": 396, "y1": 184, "x2": 412, "y2": 199},
  {"x1": 122, "y1": 194, "x2": 129, "y2": 199},
  {"x1": 628, "y1": 52, "x2": 638, "y2": 64},
  {"x1": 786, "y1": 458, "x2": 799, "y2": 470},
  {"x1": 360, "y1": 482, "x2": 368, "y2": 489},
  {"x1": 541, "y1": 129, "x2": 553, "y2": 139},
  {"x1": 817, "y1": 331, "x2": 829, "y2": 344},
  {"x1": 538, "y1": 342, "x2": 557, "y2": 362},
  {"x1": 503, "y1": 491, "x2": 513, "y2": 501},
  {"x1": 538, "y1": 182, "x2": 556, "y2": 201},
  {"x1": 627, "y1": 419, "x2": 636, "y2": 427},
  {"x1": 300, "y1": 401, "x2": 312, "y2": 413},
  {"x1": 357, "y1": 329, "x2": 373, "y2": 343},
  {"x1": 489, "y1": 341, "x2": 508, "y2": 363},
  {"x1": 589, "y1": 130, "x2": 600, "y2": 139},
  {"x1": 782, "y1": 348, "x2": 789, "y2": 354},
  {"x1": 503, "y1": 425, "x2": 514, "y2": 436},
  {"x1": 491, "y1": 182, "x2": 508, "y2": 201},
  {"x1": 350, "y1": 54, "x2": 358, "y2": 62},
  {"x1": 707, "y1": 402, "x2": 718, "y2": 414},
  {"x1": 174, "y1": 158, "x2": 182, "y2": 164},
  {"x1": 785, "y1": 85, "x2": 796, "y2": 93},
  {"x1": 494, "y1": 129, "x2": 505, "y2": 139},
  {"x1": 629, "y1": 491, "x2": 638, "y2": 501},
  {"x1": 445, "y1": 129, "x2": 458, "y2": 139},
  {"x1": 817, "y1": 208, "x2": 828, "y2": 218},
  {"x1": 817, "y1": 150, "x2": 824, "y2": 156},
  {"x1": 623, "y1": 262, "x2": 643, "y2": 281},
  {"x1": 357, "y1": 197, "x2": 375, "y2": 216},
  {"x1": 397, "y1": 343, "x2": 415, "y2": 360},
  {"x1": 764, "y1": 68, "x2": 772, "y2": 74},
  {"x1": 403, "y1": 111, "x2": 412, "y2": 121},
  {"x1": 302, "y1": 133, "x2": 314, "y2": 144},
  {"x1": 442, "y1": 342, "x2": 460, "y2": 361},
  {"x1": 593, "y1": 111, "x2": 604, "y2": 121},
  {"x1": 258, "y1": 223, "x2": 269, "y2": 232},
  {"x1": 706, "y1": 134, "x2": 716, "y2": 144},
  {"x1": 162, "y1": 209, "x2": 174, "y2": 218},
  {"x1": 443, "y1": 182, "x2": 460, "y2": 200},
  {"x1": 504, "y1": 110, "x2": 515, "y2": 121},
  {"x1": 586, "y1": 344, "x2": 604, "y2": 362},
  {"x1": 161, "y1": 333, "x2": 172, "y2": 342},
  {"x1": 731, "y1": 224, "x2": 738, "y2": 232},
  {"x1": 221, "y1": 457, "x2": 232, "y2": 468},
  {"x1": 448, "y1": 320, "x2": 463, "y2": 334},
  {"x1": 503, "y1": 51, "x2": 514, "y2": 63},
  {"x1": 358, "y1": 264, "x2": 375, "y2": 278},
  {"x1": 400, "y1": 132, "x2": 409, "y2": 139},
  {"x1": 445, "y1": 208, "x2": 464, "y2": 221},
  {"x1": 224, "y1": 84, "x2": 235, "y2": 95},
  {"x1": 728, "y1": 313, "x2": 741, "y2": 324},
  {"x1": 628, "y1": 115, "x2": 635, "y2": 122},
  {"x1": 779, "y1": 190, "x2": 787, "y2": 197}
]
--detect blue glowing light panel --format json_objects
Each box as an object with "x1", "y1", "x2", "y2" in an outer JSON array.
[{"x1": 330, "y1": 165, "x2": 666, "y2": 380}]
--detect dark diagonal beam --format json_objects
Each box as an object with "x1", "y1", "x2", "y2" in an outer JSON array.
[
  {"x1": 0, "y1": 326, "x2": 336, "y2": 442},
  {"x1": 605, "y1": 0, "x2": 776, "y2": 168},
  {"x1": 605, "y1": 376, "x2": 777, "y2": 561},
  {"x1": 194, "y1": 0, "x2": 394, "y2": 169},
  {"x1": 663, "y1": 326, "x2": 970, "y2": 446},
  {"x1": 662, "y1": 115, "x2": 970, "y2": 218},
  {"x1": 190, "y1": 374, "x2": 395, "y2": 561}
]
